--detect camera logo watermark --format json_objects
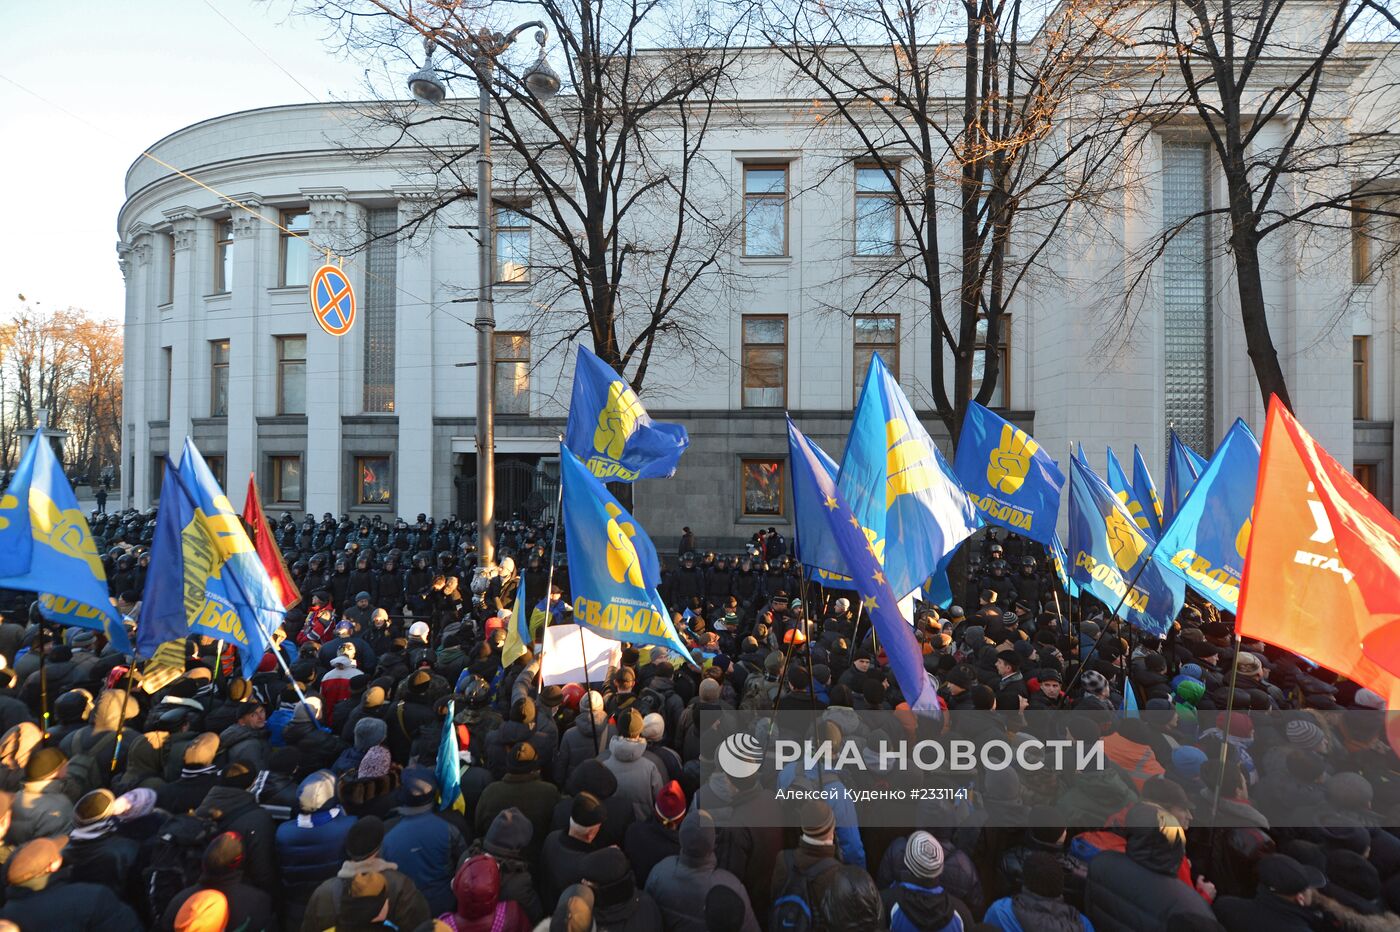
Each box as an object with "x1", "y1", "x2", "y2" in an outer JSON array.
[{"x1": 716, "y1": 732, "x2": 766, "y2": 779}]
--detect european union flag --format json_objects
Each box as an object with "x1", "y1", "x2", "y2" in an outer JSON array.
[
  {"x1": 1164, "y1": 430, "x2": 1206, "y2": 527},
  {"x1": 1132, "y1": 445, "x2": 1164, "y2": 537},
  {"x1": 788, "y1": 426, "x2": 851, "y2": 584},
  {"x1": 954, "y1": 402, "x2": 1064, "y2": 545},
  {"x1": 138, "y1": 441, "x2": 281, "y2": 678},
  {"x1": 559, "y1": 444, "x2": 694, "y2": 661},
  {"x1": 0, "y1": 431, "x2": 131, "y2": 652},
  {"x1": 789, "y1": 418, "x2": 937, "y2": 709},
  {"x1": 565, "y1": 346, "x2": 689, "y2": 482},
  {"x1": 1067, "y1": 457, "x2": 1184, "y2": 636},
  {"x1": 841, "y1": 356, "x2": 980, "y2": 600},
  {"x1": 1107, "y1": 447, "x2": 1155, "y2": 540},
  {"x1": 1155, "y1": 419, "x2": 1260, "y2": 613},
  {"x1": 437, "y1": 699, "x2": 465, "y2": 813}
]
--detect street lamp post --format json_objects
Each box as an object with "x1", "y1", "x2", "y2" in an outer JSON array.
[{"x1": 409, "y1": 24, "x2": 559, "y2": 570}]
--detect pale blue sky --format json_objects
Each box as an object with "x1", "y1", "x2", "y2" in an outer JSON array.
[{"x1": 0, "y1": 0, "x2": 379, "y2": 321}]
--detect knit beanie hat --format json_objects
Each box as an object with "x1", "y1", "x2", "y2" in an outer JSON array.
[
  {"x1": 354, "y1": 717, "x2": 388, "y2": 752},
  {"x1": 904, "y1": 830, "x2": 945, "y2": 880},
  {"x1": 1286, "y1": 719, "x2": 1327, "y2": 751},
  {"x1": 642, "y1": 713, "x2": 666, "y2": 742},
  {"x1": 1080, "y1": 670, "x2": 1108, "y2": 696},
  {"x1": 617, "y1": 709, "x2": 644, "y2": 740},
  {"x1": 345, "y1": 816, "x2": 385, "y2": 860},
  {"x1": 357, "y1": 745, "x2": 392, "y2": 780},
  {"x1": 656, "y1": 780, "x2": 687, "y2": 822},
  {"x1": 73, "y1": 789, "x2": 116, "y2": 827},
  {"x1": 340, "y1": 871, "x2": 389, "y2": 925},
  {"x1": 800, "y1": 800, "x2": 835, "y2": 843},
  {"x1": 202, "y1": 831, "x2": 246, "y2": 881},
  {"x1": 699, "y1": 679, "x2": 722, "y2": 702},
  {"x1": 705, "y1": 885, "x2": 747, "y2": 932},
  {"x1": 1023, "y1": 850, "x2": 1065, "y2": 898}
]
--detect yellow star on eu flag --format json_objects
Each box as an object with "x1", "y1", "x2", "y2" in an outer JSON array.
[
  {"x1": 872, "y1": 570, "x2": 886, "y2": 586},
  {"x1": 848, "y1": 514, "x2": 861, "y2": 529},
  {"x1": 823, "y1": 495, "x2": 838, "y2": 511},
  {"x1": 862, "y1": 595, "x2": 878, "y2": 611}
]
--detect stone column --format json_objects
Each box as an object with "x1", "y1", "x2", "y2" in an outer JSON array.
[
  {"x1": 395, "y1": 187, "x2": 436, "y2": 518},
  {"x1": 163, "y1": 207, "x2": 200, "y2": 461},
  {"x1": 225, "y1": 197, "x2": 268, "y2": 498},
  {"x1": 302, "y1": 188, "x2": 352, "y2": 514}
]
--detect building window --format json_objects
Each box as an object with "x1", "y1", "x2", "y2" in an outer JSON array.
[
  {"x1": 160, "y1": 347, "x2": 173, "y2": 421},
  {"x1": 743, "y1": 165, "x2": 788, "y2": 257},
  {"x1": 164, "y1": 234, "x2": 176, "y2": 305},
  {"x1": 496, "y1": 206, "x2": 530, "y2": 283},
  {"x1": 1161, "y1": 142, "x2": 1215, "y2": 453},
  {"x1": 277, "y1": 336, "x2": 307, "y2": 416},
  {"x1": 204, "y1": 455, "x2": 226, "y2": 489},
  {"x1": 973, "y1": 315, "x2": 1010, "y2": 408},
  {"x1": 363, "y1": 207, "x2": 397, "y2": 412},
  {"x1": 280, "y1": 209, "x2": 311, "y2": 287},
  {"x1": 210, "y1": 339, "x2": 230, "y2": 417},
  {"x1": 152, "y1": 456, "x2": 164, "y2": 502},
  {"x1": 1355, "y1": 463, "x2": 1378, "y2": 496},
  {"x1": 741, "y1": 316, "x2": 787, "y2": 408},
  {"x1": 355, "y1": 455, "x2": 392, "y2": 506},
  {"x1": 1354, "y1": 335, "x2": 1371, "y2": 420},
  {"x1": 495, "y1": 332, "x2": 530, "y2": 415},
  {"x1": 741, "y1": 459, "x2": 784, "y2": 517},
  {"x1": 1353, "y1": 198, "x2": 1376, "y2": 284},
  {"x1": 854, "y1": 315, "x2": 898, "y2": 401},
  {"x1": 214, "y1": 219, "x2": 234, "y2": 293},
  {"x1": 855, "y1": 164, "x2": 898, "y2": 256},
  {"x1": 270, "y1": 455, "x2": 302, "y2": 505}
]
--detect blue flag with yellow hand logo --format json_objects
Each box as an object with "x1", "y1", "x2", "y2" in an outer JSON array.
[
  {"x1": 0, "y1": 431, "x2": 130, "y2": 651},
  {"x1": 1068, "y1": 457, "x2": 1184, "y2": 636},
  {"x1": 1164, "y1": 430, "x2": 1206, "y2": 527},
  {"x1": 789, "y1": 417, "x2": 937, "y2": 709},
  {"x1": 841, "y1": 356, "x2": 980, "y2": 600},
  {"x1": 565, "y1": 346, "x2": 689, "y2": 482},
  {"x1": 1132, "y1": 445, "x2": 1164, "y2": 538},
  {"x1": 954, "y1": 402, "x2": 1064, "y2": 545},
  {"x1": 1048, "y1": 531, "x2": 1080, "y2": 600},
  {"x1": 138, "y1": 441, "x2": 282, "y2": 677},
  {"x1": 1107, "y1": 447, "x2": 1156, "y2": 540},
  {"x1": 1155, "y1": 419, "x2": 1259, "y2": 613},
  {"x1": 559, "y1": 444, "x2": 695, "y2": 662}
]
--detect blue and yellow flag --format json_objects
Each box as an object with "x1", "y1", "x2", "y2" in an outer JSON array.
[
  {"x1": 565, "y1": 346, "x2": 689, "y2": 482},
  {"x1": 0, "y1": 431, "x2": 130, "y2": 651},
  {"x1": 1049, "y1": 531, "x2": 1080, "y2": 600},
  {"x1": 840, "y1": 355, "x2": 980, "y2": 600},
  {"x1": 437, "y1": 699, "x2": 466, "y2": 813},
  {"x1": 138, "y1": 441, "x2": 282, "y2": 677},
  {"x1": 1131, "y1": 445, "x2": 1164, "y2": 538},
  {"x1": 1164, "y1": 430, "x2": 1206, "y2": 527},
  {"x1": 501, "y1": 573, "x2": 532, "y2": 667},
  {"x1": 954, "y1": 402, "x2": 1063, "y2": 545},
  {"x1": 1107, "y1": 447, "x2": 1155, "y2": 539},
  {"x1": 787, "y1": 425, "x2": 853, "y2": 585},
  {"x1": 559, "y1": 444, "x2": 695, "y2": 662},
  {"x1": 1155, "y1": 419, "x2": 1260, "y2": 612},
  {"x1": 789, "y1": 417, "x2": 937, "y2": 710},
  {"x1": 1067, "y1": 457, "x2": 1184, "y2": 636}
]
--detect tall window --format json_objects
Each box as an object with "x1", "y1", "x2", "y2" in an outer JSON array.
[
  {"x1": 743, "y1": 165, "x2": 788, "y2": 257},
  {"x1": 214, "y1": 219, "x2": 234, "y2": 293},
  {"x1": 363, "y1": 208, "x2": 397, "y2": 412},
  {"x1": 741, "y1": 459, "x2": 784, "y2": 517},
  {"x1": 496, "y1": 206, "x2": 530, "y2": 283},
  {"x1": 277, "y1": 336, "x2": 307, "y2": 416},
  {"x1": 853, "y1": 315, "x2": 898, "y2": 401},
  {"x1": 973, "y1": 315, "x2": 1010, "y2": 408},
  {"x1": 855, "y1": 164, "x2": 898, "y2": 256},
  {"x1": 495, "y1": 332, "x2": 530, "y2": 414},
  {"x1": 1353, "y1": 198, "x2": 1376, "y2": 284},
  {"x1": 1354, "y1": 335, "x2": 1371, "y2": 420},
  {"x1": 1161, "y1": 142, "x2": 1214, "y2": 453},
  {"x1": 164, "y1": 234, "x2": 176, "y2": 304},
  {"x1": 280, "y1": 209, "x2": 311, "y2": 286},
  {"x1": 270, "y1": 455, "x2": 302, "y2": 505},
  {"x1": 209, "y1": 340, "x2": 230, "y2": 417},
  {"x1": 204, "y1": 455, "x2": 226, "y2": 489},
  {"x1": 356, "y1": 455, "x2": 392, "y2": 506},
  {"x1": 161, "y1": 347, "x2": 172, "y2": 420},
  {"x1": 741, "y1": 316, "x2": 787, "y2": 408},
  {"x1": 1355, "y1": 463, "x2": 1378, "y2": 496},
  {"x1": 152, "y1": 456, "x2": 164, "y2": 501}
]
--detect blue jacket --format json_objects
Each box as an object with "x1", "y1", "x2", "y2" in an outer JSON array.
[
  {"x1": 381, "y1": 809, "x2": 469, "y2": 916},
  {"x1": 274, "y1": 808, "x2": 360, "y2": 928},
  {"x1": 267, "y1": 702, "x2": 297, "y2": 747},
  {"x1": 985, "y1": 894, "x2": 1094, "y2": 932}
]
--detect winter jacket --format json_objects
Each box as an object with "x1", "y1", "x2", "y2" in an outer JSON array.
[
  {"x1": 301, "y1": 856, "x2": 431, "y2": 932},
  {"x1": 11, "y1": 778, "x2": 75, "y2": 843},
  {"x1": 1213, "y1": 891, "x2": 1323, "y2": 932},
  {"x1": 283, "y1": 712, "x2": 345, "y2": 775},
  {"x1": 984, "y1": 892, "x2": 1092, "y2": 932},
  {"x1": 474, "y1": 808, "x2": 545, "y2": 924},
  {"x1": 1084, "y1": 830, "x2": 1214, "y2": 932},
  {"x1": 382, "y1": 809, "x2": 470, "y2": 916},
  {"x1": 197, "y1": 785, "x2": 279, "y2": 894},
  {"x1": 219, "y1": 722, "x2": 271, "y2": 773},
  {"x1": 61, "y1": 830, "x2": 141, "y2": 899},
  {"x1": 158, "y1": 875, "x2": 277, "y2": 932},
  {"x1": 997, "y1": 838, "x2": 1089, "y2": 910},
  {"x1": 473, "y1": 771, "x2": 560, "y2": 850},
  {"x1": 0, "y1": 879, "x2": 144, "y2": 931},
  {"x1": 540, "y1": 830, "x2": 604, "y2": 912},
  {"x1": 881, "y1": 881, "x2": 973, "y2": 932},
  {"x1": 274, "y1": 805, "x2": 359, "y2": 930},
  {"x1": 602, "y1": 735, "x2": 664, "y2": 821},
  {"x1": 623, "y1": 818, "x2": 681, "y2": 889},
  {"x1": 553, "y1": 713, "x2": 612, "y2": 785},
  {"x1": 646, "y1": 811, "x2": 760, "y2": 932}
]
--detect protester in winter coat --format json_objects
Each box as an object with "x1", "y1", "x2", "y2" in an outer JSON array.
[
  {"x1": 623, "y1": 780, "x2": 686, "y2": 889},
  {"x1": 821, "y1": 865, "x2": 890, "y2": 932},
  {"x1": 219, "y1": 700, "x2": 272, "y2": 773},
  {"x1": 437, "y1": 854, "x2": 533, "y2": 932},
  {"x1": 0, "y1": 836, "x2": 144, "y2": 931},
  {"x1": 602, "y1": 709, "x2": 665, "y2": 821},
  {"x1": 473, "y1": 742, "x2": 560, "y2": 848},
  {"x1": 1213, "y1": 853, "x2": 1328, "y2": 932},
  {"x1": 195, "y1": 764, "x2": 280, "y2": 894},
  {"x1": 472, "y1": 807, "x2": 545, "y2": 924},
  {"x1": 984, "y1": 851, "x2": 1093, "y2": 931},
  {"x1": 1085, "y1": 804, "x2": 1215, "y2": 932},
  {"x1": 10, "y1": 747, "x2": 75, "y2": 843},
  {"x1": 881, "y1": 832, "x2": 974, "y2": 932},
  {"x1": 582, "y1": 844, "x2": 664, "y2": 932},
  {"x1": 275, "y1": 769, "x2": 360, "y2": 930},
  {"x1": 540, "y1": 792, "x2": 609, "y2": 911},
  {"x1": 158, "y1": 831, "x2": 277, "y2": 932},
  {"x1": 381, "y1": 769, "x2": 470, "y2": 915},
  {"x1": 60, "y1": 788, "x2": 140, "y2": 899},
  {"x1": 646, "y1": 809, "x2": 760, "y2": 932},
  {"x1": 302, "y1": 815, "x2": 432, "y2": 932}
]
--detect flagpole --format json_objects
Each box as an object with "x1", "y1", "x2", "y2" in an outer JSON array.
[
  {"x1": 109, "y1": 660, "x2": 138, "y2": 772},
  {"x1": 36, "y1": 621, "x2": 49, "y2": 743},
  {"x1": 537, "y1": 439, "x2": 566, "y2": 693},
  {"x1": 1209, "y1": 629, "x2": 1246, "y2": 821}
]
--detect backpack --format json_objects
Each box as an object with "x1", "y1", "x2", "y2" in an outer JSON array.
[
  {"x1": 739, "y1": 673, "x2": 778, "y2": 712},
  {"x1": 65, "y1": 730, "x2": 119, "y2": 796},
  {"x1": 142, "y1": 813, "x2": 219, "y2": 908},
  {"x1": 769, "y1": 849, "x2": 839, "y2": 932}
]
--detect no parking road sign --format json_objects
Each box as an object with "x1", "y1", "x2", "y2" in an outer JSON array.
[{"x1": 310, "y1": 264, "x2": 356, "y2": 336}]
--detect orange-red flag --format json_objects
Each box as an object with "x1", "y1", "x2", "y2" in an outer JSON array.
[
  {"x1": 1237, "y1": 398, "x2": 1400, "y2": 699},
  {"x1": 241, "y1": 474, "x2": 301, "y2": 610}
]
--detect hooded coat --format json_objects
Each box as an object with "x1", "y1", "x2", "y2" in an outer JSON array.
[
  {"x1": 553, "y1": 712, "x2": 613, "y2": 785},
  {"x1": 382, "y1": 808, "x2": 470, "y2": 916},
  {"x1": 274, "y1": 779, "x2": 359, "y2": 930},
  {"x1": 1085, "y1": 820, "x2": 1215, "y2": 932},
  {"x1": 301, "y1": 855, "x2": 432, "y2": 932},
  {"x1": 473, "y1": 807, "x2": 544, "y2": 924},
  {"x1": 644, "y1": 810, "x2": 761, "y2": 932},
  {"x1": 602, "y1": 734, "x2": 664, "y2": 822}
]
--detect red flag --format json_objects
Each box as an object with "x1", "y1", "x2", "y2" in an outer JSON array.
[
  {"x1": 1237, "y1": 397, "x2": 1400, "y2": 699},
  {"x1": 241, "y1": 474, "x2": 301, "y2": 610}
]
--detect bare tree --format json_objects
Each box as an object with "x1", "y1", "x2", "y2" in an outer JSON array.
[
  {"x1": 758, "y1": 0, "x2": 1158, "y2": 441},
  {"x1": 1134, "y1": 0, "x2": 1400, "y2": 411},
  {"x1": 304, "y1": 0, "x2": 748, "y2": 392}
]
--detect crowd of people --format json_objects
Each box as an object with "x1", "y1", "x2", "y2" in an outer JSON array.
[{"x1": 0, "y1": 511, "x2": 1395, "y2": 932}]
